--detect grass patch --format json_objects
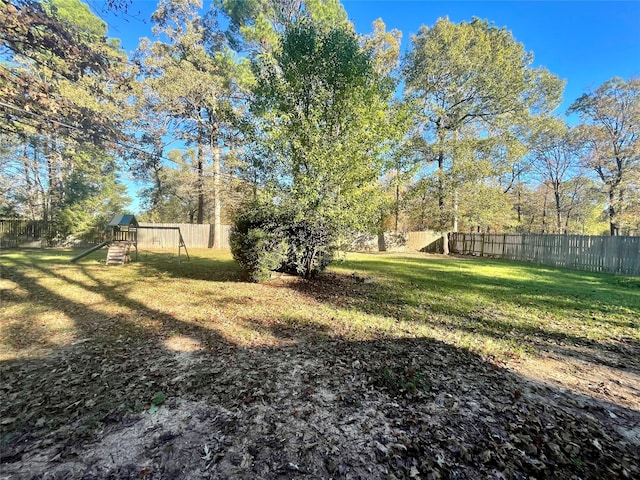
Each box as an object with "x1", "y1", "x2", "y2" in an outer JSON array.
[
  {"x1": 327, "y1": 254, "x2": 640, "y2": 360},
  {"x1": 1, "y1": 249, "x2": 638, "y2": 364}
]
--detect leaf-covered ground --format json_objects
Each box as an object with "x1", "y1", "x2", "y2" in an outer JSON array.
[{"x1": 1, "y1": 249, "x2": 638, "y2": 479}]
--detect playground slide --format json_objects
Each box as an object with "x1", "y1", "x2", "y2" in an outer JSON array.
[{"x1": 69, "y1": 241, "x2": 110, "y2": 263}]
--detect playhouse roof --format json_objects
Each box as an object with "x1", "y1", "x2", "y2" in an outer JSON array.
[{"x1": 107, "y1": 214, "x2": 138, "y2": 228}]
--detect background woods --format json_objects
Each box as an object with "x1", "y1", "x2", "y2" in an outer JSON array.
[{"x1": 1, "y1": 0, "x2": 639, "y2": 239}]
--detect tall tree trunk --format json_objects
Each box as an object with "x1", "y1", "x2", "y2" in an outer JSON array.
[
  {"x1": 541, "y1": 188, "x2": 548, "y2": 234},
  {"x1": 564, "y1": 181, "x2": 579, "y2": 233},
  {"x1": 212, "y1": 140, "x2": 222, "y2": 249},
  {"x1": 22, "y1": 145, "x2": 35, "y2": 219},
  {"x1": 196, "y1": 121, "x2": 205, "y2": 225},
  {"x1": 442, "y1": 232, "x2": 449, "y2": 255},
  {"x1": 44, "y1": 135, "x2": 58, "y2": 225},
  {"x1": 437, "y1": 151, "x2": 445, "y2": 230},
  {"x1": 419, "y1": 190, "x2": 427, "y2": 230},
  {"x1": 554, "y1": 188, "x2": 562, "y2": 234},
  {"x1": 435, "y1": 123, "x2": 446, "y2": 231},
  {"x1": 394, "y1": 176, "x2": 399, "y2": 233},
  {"x1": 617, "y1": 187, "x2": 625, "y2": 235},
  {"x1": 609, "y1": 189, "x2": 618, "y2": 236},
  {"x1": 32, "y1": 149, "x2": 47, "y2": 224},
  {"x1": 517, "y1": 186, "x2": 522, "y2": 224},
  {"x1": 564, "y1": 209, "x2": 572, "y2": 233},
  {"x1": 377, "y1": 230, "x2": 387, "y2": 252},
  {"x1": 452, "y1": 190, "x2": 459, "y2": 233},
  {"x1": 450, "y1": 129, "x2": 460, "y2": 233}
]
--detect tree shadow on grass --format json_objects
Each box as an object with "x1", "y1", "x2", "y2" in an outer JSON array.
[
  {"x1": 15, "y1": 247, "x2": 245, "y2": 282},
  {"x1": 132, "y1": 250, "x2": 244, "y2": 282},
  {"x1": 0, "y1": 258, "x2": 234, "y2": 463},
  {"x1": 290, "y1": 256, "x2": 640, "y2": 372},
  {"x1": 1, "y1": 252, "x2": 639, "y2": 479},
  {"x1": 2, "y1": 314, "x2": 56, "y2": 352},
  {"x1": 343, "y1": 256, "x2": 640, "y2": 316}
]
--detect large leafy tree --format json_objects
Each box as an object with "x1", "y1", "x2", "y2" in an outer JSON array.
[
  {"x1": 1, "y1": 0, "x2": 127, "y2": 141},
  {"x1": 569, "y1": 77, "x2": 640, "y2": 235},
  {"x1": 137, "y1": 0, "x2": 249, "y2": 247},
  {"x1": 361, "y1": 18, "x2": 412, "y2": 234},
  {"x1": 138, "y1": 149, "x2": 202, "y2": 223},
  {"x1": 529, "y1": 118, "x2": 585, "y2": 234},
  {"x1": 361, "y1": 18, "x2": 402, "y2": 78},
  {"x1": 218, "y1": 0, "x2": 349, "y2": 56},
  {"x1": 251, "y1": 20, "x2": 399, "y2": 234},
  {"x1": 137, "y1": 147, "x2": 250, "y2": 224},
  {"x1": 0, "y1": 0, "x2": 131, "y2": 237},
  {"x1": 403, "y1": 17, "x2": 564, "y2": 231}
]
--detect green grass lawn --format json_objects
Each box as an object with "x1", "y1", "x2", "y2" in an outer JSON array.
[
  {"x1": 331, "y1": 253, "x2": 640, "y2": 362},
  {"x1": 2, "y1": 248, "x2": 638, "y2": 364}
]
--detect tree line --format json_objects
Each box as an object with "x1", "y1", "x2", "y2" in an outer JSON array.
[{"x1": 1, "y1": 0, "x2": 638, "y2": 244}]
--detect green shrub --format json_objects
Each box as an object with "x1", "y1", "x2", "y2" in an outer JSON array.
[
  {"x1": 230, "y1": 203, "x2": 335, "y2": 281},
  {"x1": 229, "y1": 206, "x2": 289, "y2": 282},
  {"x1": 282, "y1": 217, "x2": 334, "y2": 278}
]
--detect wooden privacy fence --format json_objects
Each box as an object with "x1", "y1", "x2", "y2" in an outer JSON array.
[
  {"x1": 407, "y1": 230, "x2": 445, "y2": 253},
  {"x1": 137, "y1": 223, "x2": 230, "y2": 249},
  {"x1": 1, "y1": 219, "x2": 46, "y2": 248},
  {"x1": 0, "y1": 219, "x2": 231, "y2": 249},
  {"x1": 450, "y1": 232, "x2": 640, "y2": 276},
  {"x1": 0, "y1": 219, "x2": 104, "y2": 248}
]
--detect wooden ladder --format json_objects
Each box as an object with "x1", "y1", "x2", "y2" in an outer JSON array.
[{"x1": 106, "y1": 242, "x2": 131, "y2": 265}]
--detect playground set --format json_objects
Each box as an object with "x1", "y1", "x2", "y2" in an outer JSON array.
[{"x1": 70, "y1": 214, "x2": 189, "y2": 265}]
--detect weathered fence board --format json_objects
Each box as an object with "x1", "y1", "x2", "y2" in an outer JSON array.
[
  {"x1": 138, "y1": 223, "x2": 230, "y2": 249},
  {"x1": 0, "y1": 219, "x2": 54, "y2": 248},
  {"x1": 407, "y1": 230, "x2": 444, "y2": 253},
  {"x1": 450, "y1": 232, "x2": 640, "y2": 276},
  {"x1": 1, "y1": 219, "x2": 231, "y2": 250},
  {"x1": 0, "y1": 219, "x2": 103, "y2": 248}
]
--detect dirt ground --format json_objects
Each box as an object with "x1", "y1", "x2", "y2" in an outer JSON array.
[
  {"x1": 1, "y1": 332, "x2": 639, "y2": 479},
  {"x1": 1, "y1": 257, "x2": 639, "y2": 480}
]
